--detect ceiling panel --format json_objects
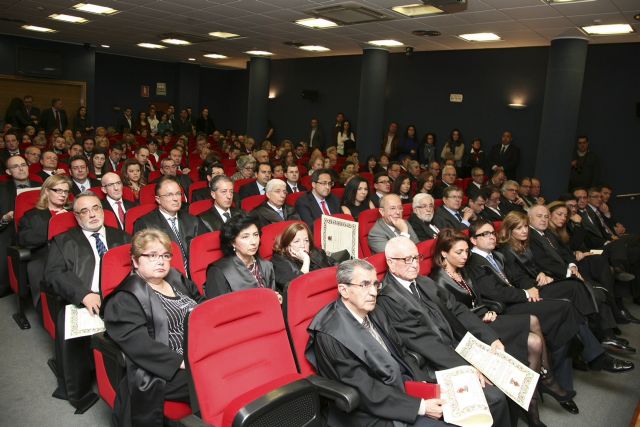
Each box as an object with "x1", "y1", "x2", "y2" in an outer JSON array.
[{"x1": 501, "y1": 5, "x2": 563, "y2": 20}]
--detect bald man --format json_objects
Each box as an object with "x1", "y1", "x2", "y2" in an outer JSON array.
[{"x1": 368, "y1": 194, "x2": 418, "y2": 254}]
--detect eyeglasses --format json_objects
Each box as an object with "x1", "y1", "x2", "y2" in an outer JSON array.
[
  {"x1": 389, "y1": 255, "x2": 424, "y2": 264},
  {"x1": 414, "y1": 205, "x2": 433, "y2": 210},
  {"x1": 71, "y1": 165, "x2": 87, "y2": 171},
  {"x1": 158, "y1": 192, "x2": 182, "y2": 199},
  {"x1": 139, "y1": 252, "x2": 173, "y2": 262},
  {"x1": 75, "y1": 205, "x2": 103, "y2": 216},
  {"x1": 345, "y1": 280, "x2": 383, "y2": 291},
  {"x1": 376, "y1": 180, "x2": 391, "y2": 185},
  {"x1": 48, "y1": 188, "x2": 70, "y2": 195},
  {"x1": 315, "y1": 181, "x2": 334, "y2": 187},
  {"x1": 103, "y1": 181, "x2": 123, "y2": 189},
  {"x1": 474, "y1": 231, "x2": 496, "y2": 238}
]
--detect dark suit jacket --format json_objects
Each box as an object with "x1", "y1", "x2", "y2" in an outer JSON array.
[
  {"x1": 250, "y1": 201, "x2": 300, "y2": 228},
  {"x1": 45, "y1": 227, "x2": 130, "y2": 305},
  {"x1": 238, "y1": 181, "x2": 264, "y2": 199},
  {"x1": 14, "y1": 106, "x2": 41, "y2": 130},
  {"x1": 271, "y1": 250, "x2": 336, "y2": 291},
  {"x1": 198, "y1": 206, "x2": 242, "y2": 232},
  {"x1": 480, "y1": 207, "x2": 503, "y2": 222},
  {"x1": 577, "y1": 207, "x2": 609, "y2": 249},
  {"x1": 467, "y1": 252, "x2": 528, "y2": 304},
  {"x1": 377, "y1": 273, "x2": 498, "y2": 380},
  {"x1": 407, "y1": 213, "x2": 439, "y2": 242},
  {"x1": 370, "y1": 192, "x2": 382, "y2": 208},
  {"x1": 309, "y1": 127, "x2": 325, "y2": 151},
  {"x1": 101, "y1": 198, "x2": 135, "y2": 230},
  {"x1": 295, "y1": 191, "x2": 341, "y2": 228},
  {"x1": 380, "y1": 134, "x2": 400, "y2": 159},
  {"x1": 286, "y1": 182, "x2": 307, "y2": 194},
  {"x1": 18, "y1": 208, "x2": 53, "y2": 261},
  {"x1": 488, "y1": 144, "x2": 520, "y2": 179},
  {"x1": 204, "y1": 255, "x2": 275, "y2": 299},
  {"x1": 498, "y1": 196, "x2": 525, "y2": 215},
  {"x1": 116, "y1": 115, "x2": 135, "y2": 134},
  {"x1": 38, "y1": 170, "x2": 55, "y2": 182},
  {"x1": 40, "y1": 108, "x2": 68, "y2": 134},
  {"x1": 432, "y1": 206, "x2": 468, "y2": 231},
  {"x1": 71, "y1": 178, "x2": 100, "y2": 195},
  {"x1": 133, "y1": 209, "x2": 207, "y2": 264},
  {"x1": 526, "y1": 229, "x2": 574, "y2": 279},
  {"x1": 466, "y1": 182, "x2": 483, "y2": 200},
  {"x1": 432, "y1": 182, "x2": 452, "y2": 199}
]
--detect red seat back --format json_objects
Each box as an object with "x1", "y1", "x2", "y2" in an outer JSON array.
[
  {"x1": 121, "y1": 186, "x2": 136, "y2": 203},
  {"x1": 259, "y1": 220, "x2": 304, "y2": 261},
  {"x1": 234, "y1": 178, "x2": 256, "y2": 195},
  {"x1": 366, "y1": 252, "x2": 388, "y2": 281},
  {"x1": 89, "y1": 186, "x2": 106, "y2": 200},
  {"x1": 285, "y1": 191, "x2": 306, "y2": 207},
  {"x1": 189, "y1": 199, "x2": 214, "y2": 216},
  {"x1": 189, "y1": 231, "x2": 223, "y2": 294},
  {"x1": 124, "y1": 204, "x2": 157, "y2": 235},
  {"x1": 299, "y1": 175, "x2": 312, "y2": 190},
  {"x1": 241, "y1": 194, "x2": 267, "y2": 212},
  {"x1": 283, "y1": 267, "x2": 339, "y2": 376},
  {"x1": 14, "y1": 190, "x2": 41, "y2": 232},
  {"x1": 312, "y1": 213, "x2": 354, "y2": 250},
  {"x1": 417, "y1": 239, "x2": 437, "y2": 276},
  {"x1": 493, "y1": 221, "x2": 503, "y2": 233},
  {"x1": 357, "y1": 208, "x2": 380, "y2": 258},
  {"x1": 148, "y1": 170, "x2": 162, "y2": 182},
  {"x1": 330, "y1": 187, "x2": 344, "y2": 201},
  {"x1": 434, "y1": 198, "x2": 444, "y2": 209},
  {"x1": 186, "y1": 288, "x2": 299, "y2": 426},
  {"x1": 138, "y1": 184, "x2": 158, "y2": 205},
  {"x1": 359, "y1": 172, "x2": 374, "y2": 189},
  {"x1": 188, "y1": 180, "x2": 209, "y2": 203},
  {"x1": 402, "y1": 203, "x2": 412, "y2": 220}
]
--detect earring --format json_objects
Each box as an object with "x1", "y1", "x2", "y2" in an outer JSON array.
[{"x1": 232, "y1": 246, "x2": 236, "y2": 252}]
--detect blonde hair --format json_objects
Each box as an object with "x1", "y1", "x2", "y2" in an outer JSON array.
[
  {"x1": 498, "y1": 211, "x2": 529, "y2": 254},
  {"x1": 36, "y1": 174, "x2": 72, "y2": 210},
  {"x1": 131, "y1": 229, "x2": 172, "y2": 260}
]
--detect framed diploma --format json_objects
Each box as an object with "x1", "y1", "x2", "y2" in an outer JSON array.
[
  {"x1": 456, "y1": 332, "x2": 539, "y2": 410},
  {"x1": 320, "y1": 215, "x2": 358, "y2": 258},
  {"x1": 435, "y1": 366, "x2": 493, "y2": 427},
  {"x1": 64, "y1": 304, "x2": 106, "y2": 340}
]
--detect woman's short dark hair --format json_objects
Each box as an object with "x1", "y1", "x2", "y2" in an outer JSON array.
[
  {"x1": 220, "y1": 214, "x2": 260, "y2": 257},
  {"x1": 434, "y1": 228, "x2": 470, "y2": 268},
  {"x1": 392, "y1": 175, "x2": 411, "y2": 195},
  {"x1": 343, "y1": 176, "x2": 370, "y2": 207}
]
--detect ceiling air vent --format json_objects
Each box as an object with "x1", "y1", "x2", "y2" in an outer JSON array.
[{"x1": 312, "y1": 4, "x2": 391, "y2": 25}]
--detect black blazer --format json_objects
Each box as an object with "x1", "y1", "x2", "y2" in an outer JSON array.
[
  {"x1": 432, "y1": 206, "x2": 468, "y2": 231},
  {"x1": 498, "y1": 196, "x2": 525, "y2": 215},
  {"x1": 195, "y1": 116, "x2": 216, "y2": 135},
  {"x1": 407, "y1": 213, "x2": 439, "y2": 241},
  {"x1": 40, "y1": 108, "x2": 68, "y2": 134},
  {"x1": 309, "y1": 127, "x2": 326, "y2": 151},
  {"x1": 432, "y1": 182, "x2": 452, "y2": 199},
  {"x1": 271, "y1": 250, "x2": 336, "y2": 291},
  {"x1": 0, "y1": 180, "x2": 41, "y2": 213},
  {"x1": 526, "y1": 229, "x2": 574, "y2": 279},
  {"x1": 18, "y1": 208, "x2": 54, "y2": 259},
  {"x1": 466, "y1": 182, "x2": 483, "y2": 200},
  {"x1": 488, "y1": 143, "x2": 520, "y2": 179},
  {"x1": 45, "y1": 226, "x2": 130, "y2": 305},
  {"x1": 377, "y1": 273, "x2": 498, "y2": 380},
  {"x1": 14, "y1": 106, "x2": 41, "y2": 130},
  {"x1": 577, "y1": 207, "x2": 609, "y2": 249},
  {"x1": 199, "y1": 206, "x2": 243, "y2": 232},
  {"x1": 466, "y1": 252, "x2": 528, "y2": 304},
  {"x1": 101, "y1": 198, "x2": 136, "y2": 230},
  {"x1": 71, "y1": 178, "x2": 100, "y2": 195},
  {"x1": 286, "y1": 182, "x2": 307, "y2": 194},
  {"x1": 295, "y1": 192, "x2": 341, "y2": 228},
  {"x1": 133, "y1": 209, "x2": 207, "y2": 262},
  {"x1": 204, "y1": 255, "x2": 276, "y2": 299},
  {"x1": 116, "y1": 115, "x2": 135, "y2": 134},
  {"x1": 249, "y1": 201, "x2": 301, "y2": 228},
  {"x1": 480, "y1": 207, "x2": 503, "y2": 222},
  {"x1": 238, "y1": 181, "x2": 263, "y2": 199}
]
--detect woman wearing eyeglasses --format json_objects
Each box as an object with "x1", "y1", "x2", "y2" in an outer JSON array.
[
  {"x1": 18, "y1": 174, "x2": 72, "y2": 309},
  {"x1": 103, "y1": 229, "x2": 203, "y2": 426},
  {"x1": 204, "y1": 214, "x2": 278, "y2": 300}
]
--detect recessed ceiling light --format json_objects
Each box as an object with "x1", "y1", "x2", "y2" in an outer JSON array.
[
  {"x1": 295, "y1": 18, "x2": 338, "y2": 29},
  {"x1": 368, "y1": 39, "x2": 404, "y2": 47},
  {"x1": 245, "y1": 50, "x2": 273, "y2": 56},
  {"x1": 137, "y1": 43, "x2": 166, "y2": 49},
  {"x1": 392, "y1": 4, "x2": 443, "y2": 17},
  {"x1": 49, "y1": 14, "x2": 88, "y2": 24},
  {"x1": 203, "y1": 53, "x2": 228, "y2": 59},
  {"x1": 209, "y1": 31, "x2": 240, "y2": 39},
  {"x1": 582, "y1": 23, "x2": 633, "y2": 35},
  {"x1": 459, "y1": 32, "x2": 501, "y2": 42},
  {"x1": 299, "y1": 45, "x2": 330, "y2": 52},
  {"x1": 21, "y1": 25, "x2": 57, "y2": 33},
  {"x1": 188, "y1": 58, "x2": 196, "y2": 61},
  {"x1": 161, "y1": 38, "x2": 191, "y2": 45},
  {"x1": 72, "y1": 3, "x2": 118, "y2": 15},
  {"x1": 100, "y1": 44, "x2": 110, "y2": 48}
]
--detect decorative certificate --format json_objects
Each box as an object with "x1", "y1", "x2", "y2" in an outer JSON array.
[
  {"x1": 64, "y1": 304, "x2": 106, "y2": 340},
  {"x1": 435, "y1": 366, "x2": 493, "y2": 427},
  {"x1": 455, "y1": 332, "x2": 539, "y2": 410},
  {"x1": 321, "y1": 215, "x2": 358, "y2": 258}
]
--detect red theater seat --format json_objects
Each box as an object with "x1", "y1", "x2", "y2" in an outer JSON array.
[
  {"x1": 124, "y1": 204, "x2": 157, "y2": 235},
  {"x1": 417, "y1": 239, "x2": 437, "y2": 276},
  {"x1": 234, "y1": 178, "x2": 256, "y2": 195},
  {"x1": 357, "y1": 208, "x2": 380, "y2": 258},
  {"x1": 188, "y1": 180, "x2": 209, "y2": 203},
  {"x1": 189, "y1": 199, "x2": 214, "y2": 216},
  {"x1": 366, "y1": 252, "x2": 388, "y2": 281},
  {"x1": 189, "y1": 231, "x2": 223, "y2": 294},
  {"x1": 259, "y1": 220, "x2": 304, "y2": 261},
  {"x1": 285, "y1": 191, "x2": 306, "y2": 207},
  {"x1": 241, "y1": 194, "x2": 267, "y2": 212},
  {"x1": 138, "y1": 183, "x2": 158, "y2": 205}
]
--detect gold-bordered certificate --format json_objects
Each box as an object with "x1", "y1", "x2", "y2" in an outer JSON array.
[
  {"x1": 435, "y1": 366, "x2": 493, "y2": 427},
  {"x1": 65, "y1": 304, "x2": 106, "y2": 340},
  {"x1": 455, "y1": 332, "x2": 539, "y2": 410},
  {"x1": 321, "y1": 215, "x2": 358, "y2": 258}
]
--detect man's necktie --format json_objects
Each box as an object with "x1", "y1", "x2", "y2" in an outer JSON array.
[
  {"x1": 92, "y1": 233, "x2": 107, "y2": 258},
  {"x1": 168, "y1": 217, "x2": 188, "y2": 273},
  {"x1": 362, "y1": 317, "x2": 389, "y2": 353},
  {"x1": 223, "y1": 212, "x2": 231, "y2": 222},
  {"x1": 541, "y1": 232, "x2": 556, "y2": 249},
  {"x1": 501, "y1": 145, "x2": 507, "y2": 155},
  {"x1": 409, "y1": 281, "x2": 421, "y2": 301},
  {"x1": 455, "y1": 212, "x2": 463, "y2": 222},
  {"x1": 115, "y1": 201, "x2": 125, "y2": 226},
  {"x1": 80, "y1": 184, "x2": 85, "y2": 192},
  {"x1": 55, "y1": 110, "x2": 61, "y2": 131},
  {"x1": 260, "y1": 187, "x2": 265, "y2": 195},
  {"x1": 320, "y1": 200, "x2": 330, "y2": 215},
  {"x1": 486, "y1": 253, "x2": 512, "y2": 285},
  {"x1": 277, "y1": 208, "x2": 284, "y2": 219},
  {"x1": 593, "y1": 208, "x2": 614, "y2": 237},
  {"x1": 16, "y1": 184, "x2": 28, "y2": 189},
  {"x1": 292, "y1": 186, "x2": 298, "y2": 193}
]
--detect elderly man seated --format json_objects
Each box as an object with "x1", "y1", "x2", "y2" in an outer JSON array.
[
  {"x1": 432, "y1": 186, "x2": 473, "y2": 231},
  {"x1": 368, "y1": 194, "x2": 419, "y2": 254},
  {"x1": 306, "y1": 259, "x2": 449, "y2": 427},
  {"x1": 250, "y1": 179, "x2": 301, "y2": 227},
  {"x1": 407, "y1": 193, "x2": 440, "y2": 241}
]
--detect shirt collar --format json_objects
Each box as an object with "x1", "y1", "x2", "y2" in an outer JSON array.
[
  {"x1": 214, "y1": 204, "x2": 229, "y2": 217},
  {"x1": 471, "y1": 247, "x2": 491, "y2": 258},
  {"x1": 82, "y1": 226, "x2": 105, "y2": 240},
  {"x1": 391, "y1": 273, "x2": 414, "y2": 293},
  {"x1": 159, "y1": 208, "x2": 178, "y2": 220}
]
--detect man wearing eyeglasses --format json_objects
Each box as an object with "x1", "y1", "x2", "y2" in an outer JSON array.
[
  {"x1": 408, "y1": 194, "x2": 440, "y2": 242},
  {"x1": 498, "y1": 180, "x2": 526, "y2": 215},
  {"x1": 432, "y1": 186, "x2": 473, "y2": 232},
  {"x1": 134, "y1": 176, "x2": 207, "y2": 276},
  {"x1": 101, "y1": 172, "x2": 135, "y2": 230},
  {"x1": 376, "y1": 237, "x2": 510, "y2": 427},
  {"x1": 368, "y1": 194, "x2": 419, "y2": 254},
  {"x1": 370, "y1": 171, "x2": 391, "y2": 208},
  {"x1": 45, "y1": 191, "x2": 130, "y2": 413},
  {"x1": 295, "y1": 168, "x2": 341, "y2": 228},
  {"x1": 69, "y1": 155, "x2": 99, "y2": 195},
  {"x1": 432, "y1": 165, "x2": 457, "y2": 199},
  {"x1": 307, "y1": 259, "x2": 449, "y2": 427}
]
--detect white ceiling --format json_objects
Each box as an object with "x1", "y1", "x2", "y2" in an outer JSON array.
[{"x1": 1, "y1": 0, "x2": 639, "y2": 69}]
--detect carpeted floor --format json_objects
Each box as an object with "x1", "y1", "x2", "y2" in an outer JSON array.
[{"x1": 1, "y1": 294, "x2": 639, "y2": 427}]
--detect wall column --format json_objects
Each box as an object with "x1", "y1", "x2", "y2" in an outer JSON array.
[
  {"x1": 246, "y1": 56, "x2": 270, "y2": 139},
  {"x1": 177, "y1": 63, "x2": 201, "y2": 112},
  {"x1": 535, "y1": 37, "x2": 588, "y2": 198},
  {"x1": 356, "y1": 48, "x2": 389, "y2": 161}
]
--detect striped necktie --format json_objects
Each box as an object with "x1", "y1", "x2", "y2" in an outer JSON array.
[
  {"x1": 168, "y1": 217, "x2": 189, "y2": 273},
  {"x1": 92, "y1": 233, "x2": 107, "y2": 258}
]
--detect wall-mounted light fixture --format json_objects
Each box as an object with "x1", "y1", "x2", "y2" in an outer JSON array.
[{"x1": 508, "y1": 103, "x2": 527, "y2": 110}]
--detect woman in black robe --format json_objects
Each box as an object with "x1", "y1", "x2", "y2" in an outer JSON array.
[{"x1": 204, "y1": 214, "x2": 277, "y2": 300}]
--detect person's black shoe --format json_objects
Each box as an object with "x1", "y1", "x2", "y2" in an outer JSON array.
[
  {"x1": 601, "y1": 337, "x2": 636, "y2": 353},
  {"x1": 614, "y1": 271, "x2": 636, "y2": 282},
  {"x1": 51, "y1": 386, "x2": 68, "y2": 400},
  {"x1": 619, "y1": 309, "x2": 640, "y2": 324},
  {"x1": 71, "y1": 392, "x2": 99, "y2": 414},
  {"x1": 559, "y1": 400, "x2": 580, "y2": 414},
  {"x1": 613, "y1": 336, "x2": 630, "y2": 346},
  {"x1": 589, "y1": 354, "x2": 634, "y2": 373}
]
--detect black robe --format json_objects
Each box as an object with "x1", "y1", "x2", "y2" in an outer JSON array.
[
  {"x1": 204, "y1": 255, "x2": 276, "y2": 299},
  {"x1": 103, "y1": 269, "x2": 204, "y2": 427},
  {"x1": 407, "y1": 213, "x2": 439, "y2": 242},
  {"x1": 271, "y1": 249, "x2": 336, "y2": 292}
]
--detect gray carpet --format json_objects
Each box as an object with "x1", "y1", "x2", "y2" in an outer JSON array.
[{"x1": 1, "y1": 294, "x2": 639, "y2": 427}]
